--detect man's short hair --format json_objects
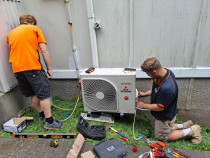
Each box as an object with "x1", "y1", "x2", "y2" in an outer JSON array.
[
  {"x1": 141, "y1": 57, "x2": 162, "y2": 72},
  {"x1": 19, "y1": 14, "x2": 37, "y2": 25}
]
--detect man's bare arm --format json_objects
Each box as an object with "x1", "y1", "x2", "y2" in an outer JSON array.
[
  {"x1": 138, "y1": 90, "x2": 152, "y2": 97},
  {"x1": 39, "y1": 43, "x2": 52, "y2": 78},
  {"x1": 136, "y1": 101, "x2": 164, "y2": 111}
]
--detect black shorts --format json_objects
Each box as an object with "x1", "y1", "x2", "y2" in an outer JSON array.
[{"x1": 14, "y1": 70, "x2": 51, "y2": 99}]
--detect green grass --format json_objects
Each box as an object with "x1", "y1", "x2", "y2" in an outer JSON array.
[{"x1": 1, "y1": 96, "x2": 210, "y2": 151}]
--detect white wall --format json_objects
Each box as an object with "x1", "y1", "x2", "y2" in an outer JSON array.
[
  {"x1": 20, "y1": 0, "x2": 74, "y2": 70},
  {"x1": 1, "y1": 0, "x2": 210, "y2": 87},
  {"x1": 0, "y1": 0, "x2": 20, "y2": 92},
  {"x1": 43, "y1": 0, "x2": 210, "y2": 78},
  {"x1": 71, "y1": 0, "x2": 210, "y2": 70}
]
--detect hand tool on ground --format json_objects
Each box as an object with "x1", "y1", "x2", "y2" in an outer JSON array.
[
  {"x1": 152, "y1": 149, "x2": 162, "y2": 157},
  {"x1": 172, "y1": 152, "x2": 179, "y2": 158},
  {"x1": 150, "y1": 142, "x2": 164, "y2": 157},
  {"x1": 150, "y1": 141, "x2": 180, "y2": 158},
  {"x1": 159, "y1": 141, "x2": 191, "y2": 158},
  {"x1": 143, "y1": 137, "x2": 157, "y2": 144},
  {"x1": 162, "y1": 146, "x2": 179, "y2": 158},
  {"x1": 115, "y1": 134, "x2": 128, "y2": 141},
  {"x1": 170, "y1": 148, "x2": 191, "y2": 158},
  {"x1": 134, "y1": 135, "x2": 143, "y2": 141},
  {"x1": 138, "y1": 128, "x2": 152, "y2": 138},
  {"x1": 149, "y1": 141, "x2": 190, "y2": 158},
  {"x1": 108, "y1": 125, "x2": 129, "y2": 139},
  {"x1": 50, "y1": 139, "x2": 58, "y2": 148},
  {"x1": 138, "y1": 152, "x2": 148, "y2": 158}
]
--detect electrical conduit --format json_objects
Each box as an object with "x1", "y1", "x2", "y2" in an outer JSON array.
[
  {"x1": 64, "y1": 0, "x2": 80, "y2": 77},
  {"x1": 86, "y1": 0, "x2": 99, "y2": 68}
]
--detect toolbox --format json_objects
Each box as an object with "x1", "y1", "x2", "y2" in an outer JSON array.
[
  {"x1": 93, "y1": 138, "x2": 127, "y2": 158},
  {"x1": 76, "y1": 116, "x2": 106, "y2": 140}
]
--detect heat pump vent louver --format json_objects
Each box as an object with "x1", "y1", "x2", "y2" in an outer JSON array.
[{"x1": 82, "y1": 79, "x2": 117, "y2": 111}]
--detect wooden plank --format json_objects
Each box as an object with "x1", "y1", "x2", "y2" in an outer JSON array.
[
  {"x1": 81, "y1": 150, "x2": 95, "y2": 158},
  {"x1": 66, "y1": 133, "x2": 85, "y2": 158}
]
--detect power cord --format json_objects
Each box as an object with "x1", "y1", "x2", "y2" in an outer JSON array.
[{"x1": 133, "y1": 108, "x2": 143, "y2": 140}]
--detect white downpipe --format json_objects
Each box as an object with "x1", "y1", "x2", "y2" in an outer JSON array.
[
  {"x1": 129, "y1": 0, "x2": 134, "y2": 68},
  {"x1": 64, "y1": 0, "x2": 80, "y2": 77},
  {"x1": 86, "y1": 0, "x2": 99, "y2": 68}
]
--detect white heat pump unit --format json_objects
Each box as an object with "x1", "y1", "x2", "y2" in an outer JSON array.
[{"x1": 80, "y1": 68, "x2": 136, "y2": 114}]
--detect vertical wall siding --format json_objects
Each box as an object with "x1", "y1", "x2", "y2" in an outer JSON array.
[
  {"x1": 133, "y1": 0, "x2": 203, "y2": 67},
  {"x1": 20, "y1": 0, "x2": 74, "y2": 70},
  {"x1": 71, "y1": 0, "x2": 210, "y2": 76},
  {"x1": 0, "y1": 0, "x2": 21, "y2": 92},
  {"x1": 194, "y1": 0, "x2": 210, "y2": 67},
  {"x1": 1, "y1": 0, "x2": 210, "y2": 81},
  {"x1": 93, "y1": 0, "x2": 130, "y2": 68}
]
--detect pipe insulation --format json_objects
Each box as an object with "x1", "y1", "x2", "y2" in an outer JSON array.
[{"x1": 64, "y1": 0, "x2": 81, "y2": 77}]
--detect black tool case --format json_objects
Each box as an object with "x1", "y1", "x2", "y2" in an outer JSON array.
[
  {"x1": 76, "y1": 116, "x2": 106, "y2": 140},
  {"x1": 93, "y1": 138, "x2": 127, "y2": 158}
]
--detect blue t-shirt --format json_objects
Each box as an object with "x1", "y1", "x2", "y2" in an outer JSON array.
[{"x1": 150, "y1": 69, "x2": 178, "y2": 122}]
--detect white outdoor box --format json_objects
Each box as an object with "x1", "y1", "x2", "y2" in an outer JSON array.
[{"x1": 80, "y1": 68, "x2": 136, "y2": 114}]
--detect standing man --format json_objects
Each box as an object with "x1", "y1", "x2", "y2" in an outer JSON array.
[
  {"x1": 136, "y1": 57, "x2": 202, "y2": 145},
  {"x1": 7, "y1": 14, "x2": 63, "y2": 129}
]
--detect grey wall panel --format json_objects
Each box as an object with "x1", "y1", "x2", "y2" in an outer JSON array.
[
  {"x1": 93, "y1": 0, "x2": 130, "y2": 68},
  {"x1": 190, "y1": 79, "x2": 210, "y2": 109},
  {"x1": 50, "y1": 79, "x2": 80, "y2": 100},
  {"x1": 133, "y1": 0, "x2": 203, "y2": 67},
  {"x1": 70, "y1": 0, "x2": 93, "y2": 68},
  {"x1": 176, "y1": 79, "x2": 191, "y2": 109},
  {"x1": 193, "y1": 0, "x2": 210, "y2": 67},
  {"x1": 0, "y1": 0, "x2": 20, "y2": 92},
  {"x1": 12, "y1": 0, "x2": 210, "y2": 77},
  {"x1": 20, "y1": 0, "x2": 74, "y2": 70}
]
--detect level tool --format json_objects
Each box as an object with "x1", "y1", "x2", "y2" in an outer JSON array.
[{"x1": 12, "y1": 133, "x2": 77, "y2": 139}]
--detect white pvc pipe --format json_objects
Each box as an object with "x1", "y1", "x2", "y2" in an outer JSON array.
[
  {"x1": 64, "y1": 0, "x2": 80, "y2": 77},
  {"x1": 86, "y1": 0, "x2": 99, "y2": 68},
  {"x1": 129, "y1": 0, "x2": 134, "y2": 68}
]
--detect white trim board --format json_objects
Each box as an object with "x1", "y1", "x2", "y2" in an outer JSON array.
[{"x1": 51, "y1": 67, "x2": 210, "y2": 79}]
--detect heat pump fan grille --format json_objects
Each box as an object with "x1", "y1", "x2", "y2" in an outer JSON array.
[{"x1": 82, "y1": 79, "x2": 117, "y2": 111}]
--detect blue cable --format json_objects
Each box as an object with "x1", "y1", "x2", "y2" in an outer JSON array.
[
  {"x1": 202, "y1": 136, "x2": 210, "y2": 142},
  {"x1": 58, "y1": 108, "x2": 75, "y2": 120},
  {"x1": 57, "y1": 94, "x2": 81, "y2": 121}
]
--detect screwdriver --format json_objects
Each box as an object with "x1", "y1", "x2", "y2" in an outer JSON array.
[{"x1": 115, "y1": 134, "x2": 128, "y2": 141}]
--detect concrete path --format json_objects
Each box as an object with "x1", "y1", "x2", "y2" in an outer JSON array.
[{"x1": 0, "y1": 137, "x2": 209, "y2": 158}]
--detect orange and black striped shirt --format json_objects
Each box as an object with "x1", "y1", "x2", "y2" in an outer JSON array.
[{"x1": 150, "y1": 69, "x2": 178, "y2": 122}]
